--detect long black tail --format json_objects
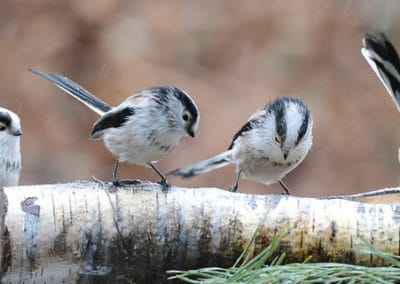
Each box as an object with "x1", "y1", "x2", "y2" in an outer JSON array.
[{"x1": 29, "y1": 68, "x2": 112, "y2": 115}]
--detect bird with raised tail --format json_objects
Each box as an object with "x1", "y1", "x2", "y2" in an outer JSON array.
[
  {"x1": 29, "y1": 69, "x2": 199, "y2": 189},
  {"x1": 169, "y1": 96, "x2": 313, "y2": 194},
  {"x1": 0, "y1": 107, "x2": 22, "y2": 187}
]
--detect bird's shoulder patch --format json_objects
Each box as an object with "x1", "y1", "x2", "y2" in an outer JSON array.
[
  {"x1": 90, "y1": 107, "x2": 135, "y2": 139},
  {"x1": 228, "y1": 120, "x2": 255, "y2": 150}
]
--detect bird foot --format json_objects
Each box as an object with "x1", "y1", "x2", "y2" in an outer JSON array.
[
  {"x1": 109, "y1": 179, "x2": 142, "y2": 192},
  {"x1": 228, "y1": 185, "x2": 238, "y2": 192},
  {"x1": 159, "y1": 178, "x2": 171, "y2": 192}
]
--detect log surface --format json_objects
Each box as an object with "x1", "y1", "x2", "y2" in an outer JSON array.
[{"x1": 0, "y1": 181, "x2": 399, "y2": 283}]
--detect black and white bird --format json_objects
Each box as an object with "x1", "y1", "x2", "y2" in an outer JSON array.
[
  {"x1": 169, "y1": 96, "x2": 313, "y2": 194},
  {"x1": 29, "y1": 69, "x2": 199, "y2": 188},
  {"x1": 361, "y1": 33, "x2": 400, "y2": 111},
  {"x1": 0, "y1": 107, "x2": 22, "y2": 187}
]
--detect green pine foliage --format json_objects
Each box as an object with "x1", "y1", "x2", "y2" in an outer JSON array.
[{"x1": 168, "y1": 218, "x2": 400, "y2": 283}]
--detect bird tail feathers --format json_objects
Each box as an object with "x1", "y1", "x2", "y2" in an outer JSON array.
[
  {"x1": 29, "y1": 68, "x2": 112, "y2": 115},
  {"x1": 168, "y1": 150, "x2": 232, "y2": 178},
  {"x1": 361, "y1": 33, "x2": 400, "y2": 112}
]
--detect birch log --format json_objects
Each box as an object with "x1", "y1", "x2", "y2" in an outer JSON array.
[{"x1": 0, "y1": 181, "x2": 400, "y2": 283}]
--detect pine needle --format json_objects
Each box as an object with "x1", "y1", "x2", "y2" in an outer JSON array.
[{"x1": 168, "y1": 213, "x2": 400, "y2": 283}]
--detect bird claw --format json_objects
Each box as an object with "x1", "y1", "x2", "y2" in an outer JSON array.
[
  {"x1": 109, "y1": 179, "x2": 141, "y2": 192},
  {"x1": 159, "y1": 178, "x2": 171, "y2": 192},
  {"x1": 116, "y1": 179, "x2": 142, "y2": 185},
  {"x1": 228, "y1": 185, "x2": 238, "y2": 192}
]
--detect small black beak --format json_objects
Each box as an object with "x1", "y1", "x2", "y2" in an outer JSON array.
[
  {"x1": 188, "y1": 129, "x2": 195, "y2": 138},
  {"x1": 13, "y1": 129, "x2": 22, "y2": 136}
]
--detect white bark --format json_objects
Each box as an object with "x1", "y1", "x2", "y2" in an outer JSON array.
[{"x1": 0, "y1": 182, "x2": 399, "y2": 283}]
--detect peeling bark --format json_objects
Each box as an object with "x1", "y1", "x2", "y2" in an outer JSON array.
[{"x1": 0, "y1": 182, "x2": 399, "y2": 283}]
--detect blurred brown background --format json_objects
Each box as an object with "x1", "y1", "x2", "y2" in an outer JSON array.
[{"x1": 1, "y1": 0, "x2": 400, "y2": 197}]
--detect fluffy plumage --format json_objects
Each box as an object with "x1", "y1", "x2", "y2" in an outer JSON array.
[
  {"x1": 169, "y1": 96, "x2": 313, "y2": 193},
  {"x1": 0, "y1": 107, "x2": 22, "y2": 187},
  {"x1": 29, "y1": 69, "x2": 199, "y2": 185}
]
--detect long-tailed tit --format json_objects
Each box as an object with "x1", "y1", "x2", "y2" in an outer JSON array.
[
  {"x1": 169, "y1": 96, "x2": 313, "y2": 194},
  {"x1": 361, "y1": 33, "x2": 400, "y2": 164},
  {"x1": 29, "y1": 69, "x2": 199, "y2": 188},
  {"x1": 0, "y1": 107, "x2": 22, "y2": 187},
  {"x1": 361, "y1": 33, "x2": 400, "y2": 111}
]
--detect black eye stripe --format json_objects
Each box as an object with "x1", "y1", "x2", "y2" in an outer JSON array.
[
  {"x1": 172, "y1": 86, "x2": 198, "y2": 124},
  {"x1": 228, "y1": 96, "x2": 311, "y2": 150},
  {"x1": 269, "y1": 96, "x2": 312, "y2": 145},
  {"x1": 0, "y1": 112, "x2": 12, "y2": 128},
  {"x1": 296, "y1": 109, "x2": 310, "y2": 145},
  {"x1": 147, "y1": 86, "x2": 198, "y2": 124},
  {"x1": 273, "y1": 100, "x2": 287, "y2": 143}
]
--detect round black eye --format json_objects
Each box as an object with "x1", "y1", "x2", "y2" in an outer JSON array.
[
  {"x1": 0, "y1": 123, "x2": 6, "y2": 131},
  {"x1": 182, "y1": 112, "x2": 191, "y2": 121}
]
